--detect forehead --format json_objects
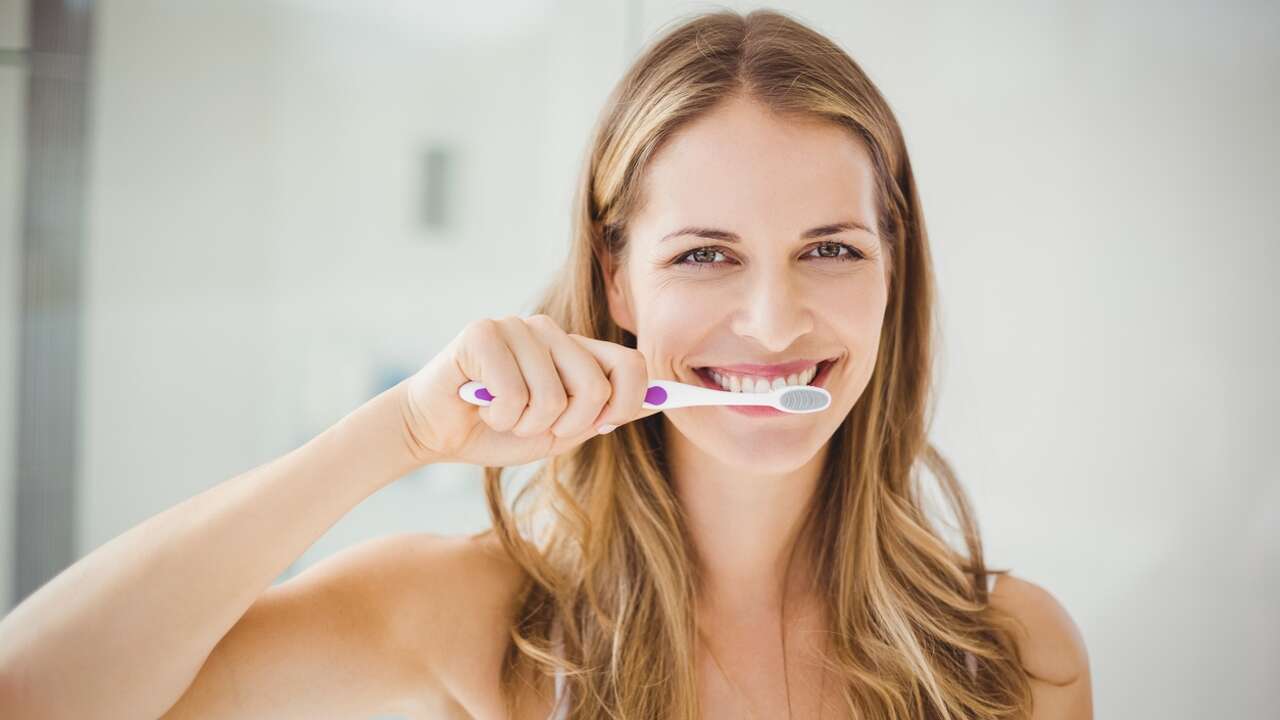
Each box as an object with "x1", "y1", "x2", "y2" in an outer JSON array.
[{"x1": 635, "y1": 96, "x2": 877, "y2": 235}]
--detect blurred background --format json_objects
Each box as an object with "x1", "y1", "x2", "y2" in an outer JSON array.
[{"x1": 1, "y1": 0, "x2": 1277, "y2": 717}]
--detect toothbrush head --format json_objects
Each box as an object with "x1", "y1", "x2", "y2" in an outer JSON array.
[
  {"x1": 776, "y1": 385, "x2": 831, "y2": 413},
  {"x1": 634, "y1": 379, "x2": 831, "y2": 413}
]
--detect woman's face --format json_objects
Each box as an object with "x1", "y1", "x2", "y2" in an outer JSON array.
[{"x1": 605, "y1": 95, "x2": 890, "y2": 475}]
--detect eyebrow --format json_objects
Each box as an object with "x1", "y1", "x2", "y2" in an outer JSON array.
[{"x1": 659, "y1": 220, "x2": 876, "y2": 244}]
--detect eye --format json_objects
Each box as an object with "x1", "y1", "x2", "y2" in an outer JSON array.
[
  {"x1": 804, "y1": 241, "x2": 865, "y2": 263},
  {"x1": 674, "y1": 247, "x2": 730, "y2": 267},
  {"x1": 672, "y1": 241, "x2": 865, "y2": 270}
]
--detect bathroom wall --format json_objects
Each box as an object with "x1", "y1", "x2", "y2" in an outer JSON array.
[{"x1": 77, "y1": 0, "x2": 635, "y2": 580}]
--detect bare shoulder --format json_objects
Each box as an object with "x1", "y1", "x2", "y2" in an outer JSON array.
[
  {"x1": 159, "y1": 529, "x2": 531, "y2": 719},
  {"x1": 350, "y1": 530, "x2": 537, "y2": 718},
  {"x1": 990, "y1": 573, "x2": 1093, "y2": 718}
]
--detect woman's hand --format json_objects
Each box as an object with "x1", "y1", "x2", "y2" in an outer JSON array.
[{"x1": 401, "y1": 314, "x2": 660, "y2": 467}]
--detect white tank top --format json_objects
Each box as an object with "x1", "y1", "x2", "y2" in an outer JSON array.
[{"x1": 547, "y1": 573, "x2": 1001, "y2": 719}]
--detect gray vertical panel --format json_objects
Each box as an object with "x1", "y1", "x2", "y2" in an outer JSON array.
[
  {"x1": 422, "y1": 145, "x2": 451, "y2": 231},
  {"x1": 14, "y1": 0, "x2": 92, "y2": 603}
]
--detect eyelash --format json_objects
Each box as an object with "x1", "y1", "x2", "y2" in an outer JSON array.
[{"x1": 672, "y1": 241, "x2": 866, "y2": 270}]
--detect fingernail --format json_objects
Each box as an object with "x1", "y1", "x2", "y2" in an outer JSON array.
[{"x1": 597, "y1": 424, "x2": 617, "y2": 434}]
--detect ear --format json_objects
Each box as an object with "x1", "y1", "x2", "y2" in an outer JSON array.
[{"x1": 601, "y1": 252, "x2": 636, "y2": 335}]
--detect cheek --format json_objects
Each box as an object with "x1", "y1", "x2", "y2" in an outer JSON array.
[
  {"x1": 816, "y1": 277, "x2": 888, "y2": 396},
  {"x1": 817, "y1": 273, "x2": 887, "y2": 336},
  {"x1": 632, "y1": 286, "x2": 716, "y2": 371},
  {"x1": 849, "y1": 296, "x2": 887, "y2": 340}
]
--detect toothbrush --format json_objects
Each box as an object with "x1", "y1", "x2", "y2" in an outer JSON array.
[{"x1": 457, "y1": 378, "x2": 831, "y2": 414}]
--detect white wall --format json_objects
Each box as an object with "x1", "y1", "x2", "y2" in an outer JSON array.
[
  {"x1": 0, "y1": 0, "x2": 28, "y2": 612},
  {"x1": 67, "y1": 0, "x2": 1280, "y2": 718},
  {"x1": 80, "y1": 0, "x2": 633, "y2": 580}
]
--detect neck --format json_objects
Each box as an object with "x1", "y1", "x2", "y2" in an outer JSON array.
[{"x1": 665, "y1": 419, "x2": 828, "y2": 614}]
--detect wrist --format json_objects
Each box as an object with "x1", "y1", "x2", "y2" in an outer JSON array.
[
  {"x1": 394, "y1": 374, "x2": 442, "y2": 467},
  {"x1": 325, "y1": 379, "x2": 434, "y2": 493}
]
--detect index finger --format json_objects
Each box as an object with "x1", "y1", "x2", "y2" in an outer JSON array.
[{"x1": 566, "y1": 334, "x2": 663, "y2": 427}]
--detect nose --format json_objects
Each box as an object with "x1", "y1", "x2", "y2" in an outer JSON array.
[{"x1": 729, "y1": 264, "x2": 814, "y2": 352}]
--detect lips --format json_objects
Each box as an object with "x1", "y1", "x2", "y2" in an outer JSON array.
[{"x1": 698, "y1": 358, "x2": 830, "y2": 377}]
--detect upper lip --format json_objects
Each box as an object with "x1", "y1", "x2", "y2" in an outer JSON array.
[{"x1": 697, "y1": 357, "x2": 833, "y2": 377}]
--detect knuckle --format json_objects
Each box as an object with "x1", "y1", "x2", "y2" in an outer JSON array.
[
  {"x1": 486, "y1": 410, "x2": 510, "y2": 430},
  {"x1": 503, "y1": 386, "x2": 530, "y2": 408},
  {"x1": 526, "y1": 313, "x2": 558, "y2": 331},
  {"x1": 527, "y1": 380, "x2": 566, "y2": 412},
  {"x1": 485, "y1": 410, "x2": 515, "y2": 431},
  {"x1": 588, "y1": 378, "x2": 613, "y2": 405},
  {"x1": 467, "y1": 317, "x2": 498, "y2": 338},
  {"x1": 544, "y1": 387, "x2": 570, "y2": 415}
]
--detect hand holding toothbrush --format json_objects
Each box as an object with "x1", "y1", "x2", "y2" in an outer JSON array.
[
  {"x1": 403, "y1": 314, "x2": 830, "y2": 469},
  {"x1": 401, "y1": 315, "x2": 663, "y2": 468}
]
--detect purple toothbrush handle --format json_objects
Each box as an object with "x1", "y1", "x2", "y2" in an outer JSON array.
[
  {"x1": 643, "y1": 385, "x2": 668, "y2": 406},
  {"x1": 460, "y1": 381, "x2": 667, "y2": 407}
]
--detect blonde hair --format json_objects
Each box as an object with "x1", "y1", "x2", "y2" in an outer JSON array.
[{"x1": 475, "y1": 8, "x2": 1036, "y2": 719}]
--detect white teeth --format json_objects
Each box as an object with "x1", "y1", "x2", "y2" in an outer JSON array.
[{"x1": 705, "y1": 364, "x2": 822, "y2": 393}]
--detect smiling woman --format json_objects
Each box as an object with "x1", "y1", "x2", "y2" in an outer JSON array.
[{"x1": 471, "y1": 8, "x2": 1089, "y2": 720}]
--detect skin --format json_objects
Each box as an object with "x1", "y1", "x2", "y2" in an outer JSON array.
[{"x1": 0, "y1": 96, "x2": 1091, "y2": 719}]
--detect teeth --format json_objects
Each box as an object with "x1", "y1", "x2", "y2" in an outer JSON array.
[{"x1": 706, "y1": 364, "x2": 820, "y2": 393}]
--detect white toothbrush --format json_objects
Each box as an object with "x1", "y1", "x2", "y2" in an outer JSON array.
[{"x1": 458, "y1": 378, "x2": 831, "y2": 414}]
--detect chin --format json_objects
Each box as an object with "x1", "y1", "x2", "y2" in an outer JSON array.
[{"x1": 668, "y1": 414, "x2": 834, "y2": 476}]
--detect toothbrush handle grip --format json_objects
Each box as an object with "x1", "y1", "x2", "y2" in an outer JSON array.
[
  {"x1": 458, "y1": 381, "x2": 495, "y2": 406},
  {"x1": 458, "y1": 380, "x2": 672, "y2": 409}
]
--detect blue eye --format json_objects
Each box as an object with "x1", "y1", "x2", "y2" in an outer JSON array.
[{"x1": 673, "y1": 241, "x2": 865, "y2": 269}]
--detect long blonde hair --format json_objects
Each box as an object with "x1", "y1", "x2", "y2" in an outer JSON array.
[{"x1": 475, "y1": 8, "x2": 1035, "y2": 719}]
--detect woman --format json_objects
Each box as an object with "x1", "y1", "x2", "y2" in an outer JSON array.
[{"x1": 0, "y1": 8, "x2": 1091, "y2": 720}]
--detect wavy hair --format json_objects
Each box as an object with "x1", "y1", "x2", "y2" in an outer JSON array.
[{"x1": 475, "y1": 8, "x2": 1036, "y2": 719}]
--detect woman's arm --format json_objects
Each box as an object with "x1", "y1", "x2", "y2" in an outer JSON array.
[
  {"x1": 0, "y1": 380, "x2": 432, "y2": 720},
  {"x1": 159, "y1": 531, "x2": 451, "y2": 719}
]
